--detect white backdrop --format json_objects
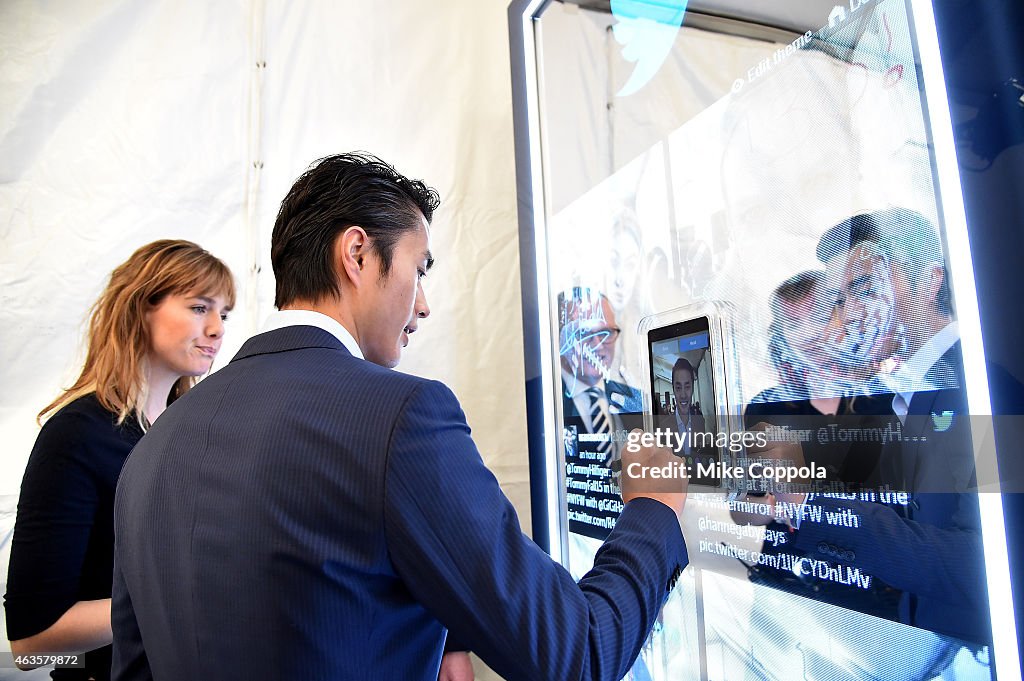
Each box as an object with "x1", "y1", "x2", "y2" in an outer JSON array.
[{"x1": 0, "y1": 1, "x2": 525, "y2": 678}]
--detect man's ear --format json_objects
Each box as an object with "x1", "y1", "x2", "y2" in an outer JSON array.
[
  {"x1": 334, "y1": 226, "x2": 370, "y2": 289},
  {"x1": 924, "y1": 261, "x2": 945, "y2": 308}
]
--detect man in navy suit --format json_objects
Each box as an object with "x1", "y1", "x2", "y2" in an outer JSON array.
[
  {"x1": 557, "y1": 287, "x2": 642, "y2": 461},
  {"x1": 111, "y1": 153, "x2": 689, "y2": 681}
]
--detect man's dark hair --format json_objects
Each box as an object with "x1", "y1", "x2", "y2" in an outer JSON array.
[
  {"x1": 815, "y1": 213, "x2": 883, "y2": 264},
  {"x1": 816, "y1": 207, "x2": 952, "y2": 316},
  {"x1": 769, "y1": 270, "x2": 826, "y2": 321},
  {"x1": 672, "y1": 357, "x2": 696, "y2": 382},
  {"x1": 271, "y1": 152, "x2": 441, "y2": 308}
]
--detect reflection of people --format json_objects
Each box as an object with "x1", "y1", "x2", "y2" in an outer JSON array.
[
  {"x1": 746, "y1": 270, "x2": 891, "y2": 486},
  {"x1": 559, "y1": 287, "x2": 642, "y2": 461},
  {"x1": 558, "y1": 287, "x2": 655, "y2": 681},
  {"x1": 5, "y1": 241, "x2": 235, "y2": 678},
  {"x1": 779, "y1": 209, "x2": 988, "y2": 645},
  {"x1": 822, "y1": 244, "x2": 901, "y2": 389},
  {"x1": 753, "y1": 271, "x2": 836, "y2": 404},
  {"x1": 604, "y1": 208, "x2": 645, "y2": 384},
  {"x1": 738, "y1": 267, "x2": 896, "y2": 618},
  {"x1": 605, "y1": 208, "x2": 643, "y2": 313},
  {"x1": 112, "y1": 154, "x2": 688, "y2": 680},
  {"x1": 830, "y1": 209, "x2": 958, "y2": 399}
]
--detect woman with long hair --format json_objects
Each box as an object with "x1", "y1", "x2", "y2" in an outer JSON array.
[{"x1": 5, "y1": 240, "x2": 235, "y2": 679}]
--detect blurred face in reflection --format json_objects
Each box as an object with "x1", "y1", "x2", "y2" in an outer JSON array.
[
  {"x1": 560, "y1": 294, "x2": 620, "y2": 387},
  {"x1": 605, "y1": 226, "x2": 641, "y2": 311},
  {"x1": 825, "y1": 241, "x2": 897, "y2": 373},
  {"x1": 771, "y1": 279, "x2": 842, "y2": 396},
  {"x1": 779, "y1": 288, "x2": 834, "y2": 371}
]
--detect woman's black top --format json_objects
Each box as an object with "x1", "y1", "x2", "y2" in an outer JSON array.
[
  {"x1": 745, "y1": 391, "x2": 894, "y2": 487},
  {"x1": 5, "y1": 394, "x2": 143, "y2": 680}
]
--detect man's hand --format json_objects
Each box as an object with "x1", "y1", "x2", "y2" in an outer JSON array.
[
  {"x1": 438, "y1": 651, "x2": 474, "y2": 681},
  {"x1": 620, "y1": 429, "x2": 687, "y2": 516},
  {"x1": 747, "y1": 422, "x2": 808, "y2": 506}
]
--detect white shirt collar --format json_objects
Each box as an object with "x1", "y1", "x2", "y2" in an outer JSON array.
[
  {"x1": 881, "y1": 320, "x2": 958, "y2": 399},
  {"x1": 561, "y1": 368, "x2": 604, "y2": 399},
  {"x1": 259, "y1": 309, "x2": 364, "y2": 360},
  {"x1": 561, "y1": 369, "x2": 607, "y2": 433}
]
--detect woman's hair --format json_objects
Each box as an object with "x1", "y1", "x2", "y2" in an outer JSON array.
[{"x1": 39, "y1": 240, "x2": 236, "y2": 427}]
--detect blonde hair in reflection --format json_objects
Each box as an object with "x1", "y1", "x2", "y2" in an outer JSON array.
[{"x1": 39, "y1": 240, "x2": 236, "y2": 428}]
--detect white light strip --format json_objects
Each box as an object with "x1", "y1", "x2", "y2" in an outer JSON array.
[
  {"x1": 519, "y1": 1, "x2": 564, "y2": 563},
  {"x1": 911, "y1": 0, "x2": 1021, "y2": 677}
]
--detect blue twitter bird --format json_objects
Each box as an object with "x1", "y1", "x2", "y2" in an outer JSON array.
[{"x1": 611, "y1": 0, "x2": 689, "y2": 96}]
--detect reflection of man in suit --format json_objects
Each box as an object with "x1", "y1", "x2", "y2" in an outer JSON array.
[
  {"x1": 785, "y1": 209, "x2": 989, "y2": 645},
  {"x1": 669, "y1": 358, "x2": 706, "y2": 457},
  {"x1": 557, "y1": 287, "x2": 656, "y2": 681},
  {"x1": 558, "y1": 287, "x2": 642, "y2": 461},
  {"x1": 112, "y1": 154, "x2": 688, "y2": 680}
]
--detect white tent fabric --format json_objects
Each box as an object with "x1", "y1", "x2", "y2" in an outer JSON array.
[{"x1": 1, "y1": 1, "x2": 525, "y2": 678}]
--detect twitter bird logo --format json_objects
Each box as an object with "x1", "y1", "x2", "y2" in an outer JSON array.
[
  {"x1": 611, "y1": 0, "x2": 689, "y2": 97},
  {"x1": 931, "y1": 410, "x2": 955, "y2": 432}
]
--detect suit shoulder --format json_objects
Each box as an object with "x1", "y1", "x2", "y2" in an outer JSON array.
[
  {"x1": 373, "y1": 373, "x2": 465, "y2": 425},
  {"x1": 606, "y1": 379, "x2": 639, "y2": 394},
  {"x1": 322, "y1": 360, "x2": 462, "y2": 413},
  {"x1": 396, "y1": 373, "x2": 461, "y2": 405},
  {"x1": 348, "y1": 360, "x2": 443, "y2": 390}
]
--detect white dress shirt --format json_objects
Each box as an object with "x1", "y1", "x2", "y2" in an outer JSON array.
[
  {"x1": 882, "y1": 321, "x2": 959, "y2": 421},
  {"x1": 259, "y1": 309, "x2": 364, "y2": 360},
  {"x1": 562, "y1": 369, "x2": 608, "y2": 434},
  {"x1": 674, "y1": 408, "x2": 696, "y2": 455}
]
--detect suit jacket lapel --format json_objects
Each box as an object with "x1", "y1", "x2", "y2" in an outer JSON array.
[{"x1": 903, "y1": 341, "x2": 968, "y2": 492}]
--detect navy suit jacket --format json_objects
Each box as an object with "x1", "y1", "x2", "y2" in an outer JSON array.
[
  {"x1": 112, "y1": 326, "x2": 687, "y2": 680},
  {"x1": 561, "y1": 379, "x2": 643, "y2": 424},
  {"x1": 792, "y1": 342, "x2": 990, "y2": 644}
]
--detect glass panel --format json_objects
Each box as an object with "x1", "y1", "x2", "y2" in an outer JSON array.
[{"x1": 532, "y1": 0, "x2": 996, "y2": 678}]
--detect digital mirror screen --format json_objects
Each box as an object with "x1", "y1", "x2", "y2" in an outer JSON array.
[{"x1": 526, "y1": 0, "x2": 1008, "y2": 678}]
